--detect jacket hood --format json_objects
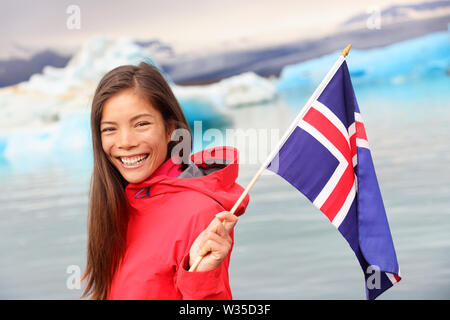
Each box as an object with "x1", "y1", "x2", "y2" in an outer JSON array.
[{"x1": 125, "y1": 146, "x2": 249, "y2": 216}]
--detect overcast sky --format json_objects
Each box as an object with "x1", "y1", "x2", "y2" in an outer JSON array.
[{"x1": 0, "y1": 0, "x2": 429, "y2": 59}]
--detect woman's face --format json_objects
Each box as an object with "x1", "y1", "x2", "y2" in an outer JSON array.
[{"x1": 100, "y1": 88, "x2": 171, "y2": 184}]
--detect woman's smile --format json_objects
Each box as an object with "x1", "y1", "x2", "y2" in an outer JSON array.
[{"x1": 117, "y1": 153, "x2": 150, "y2": 168}]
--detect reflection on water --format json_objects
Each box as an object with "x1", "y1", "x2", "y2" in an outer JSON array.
[{"x1": 0, "y1": 77, "x2": 449, "y2": 299}]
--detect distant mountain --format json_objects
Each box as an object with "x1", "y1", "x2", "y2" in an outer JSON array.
[
  {"x1": 0, "y1": 50, "x2": 71, "y2": 87},
  {"x1": 134, "y1": 39, "x2": 176, "y2": 58}
]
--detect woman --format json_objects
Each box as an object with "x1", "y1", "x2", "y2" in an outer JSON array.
[{"x1": 82, "y1": 62, "x2": 249, "y2": 300}]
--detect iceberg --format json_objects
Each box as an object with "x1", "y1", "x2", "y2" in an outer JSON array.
[
  {"x1": 19, "y1": 36, "x2": 164, "y2": 95},
  {"x1": 0, "y1": 112, "x2": 93, "y2": 174},
  {"x1": 172, "y1": 72, "x2": 277, "y2": 110},
  {"x1": 276, "y1": 31, "x2": 450, "y2": 92},
  {"x1": 215, "y1": 72, "x2": 277, "y2": 108}
]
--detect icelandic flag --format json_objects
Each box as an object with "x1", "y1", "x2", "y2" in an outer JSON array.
[{"x1": 267, "y1": 61, "x2": 401, "y2": 300}]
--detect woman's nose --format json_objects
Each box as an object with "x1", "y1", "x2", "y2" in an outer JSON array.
[{"x1": 117, "y1": 129, "x2": 137, "y2": 150}]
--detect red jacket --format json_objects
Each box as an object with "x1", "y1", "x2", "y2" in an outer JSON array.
[{"x1": 108, "y1": 146, "x2": 249, "y2": 299}]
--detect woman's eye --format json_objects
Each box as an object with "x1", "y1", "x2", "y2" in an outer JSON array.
[
  {"x1": 136, "y1": 122, "x2": 151, "y2": 127},
  {"x1": 101, "y1": 127, "x2": 115, "y2": 133}
]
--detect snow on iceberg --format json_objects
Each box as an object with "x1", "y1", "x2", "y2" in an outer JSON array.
[
  {"x1": 216, "y1": 72, "x2": 277, "y2": 108},
  {"x1": 173, "y1": 72, "x2": 277, "y2": 110}
]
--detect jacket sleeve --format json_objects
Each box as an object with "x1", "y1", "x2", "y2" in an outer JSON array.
[{"x1": 174, "y1": 203, "x2": 234, "y2": 300}]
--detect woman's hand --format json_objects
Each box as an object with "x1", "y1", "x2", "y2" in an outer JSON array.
[{"x1": 188, "y1": 211, "x2": 238, "y2": 272}]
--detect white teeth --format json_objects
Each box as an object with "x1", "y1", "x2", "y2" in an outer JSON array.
[{"x1": 120, "y1": 154, "x2": 148, "y2": 165}]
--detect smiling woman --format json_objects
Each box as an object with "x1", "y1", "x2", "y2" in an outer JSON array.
[
  {"x1": 82, "y1": 62, "x2": 250, "y2": 300},
  {"x1": 100, "y1": 90, "x2": 173, "y2": 184}
]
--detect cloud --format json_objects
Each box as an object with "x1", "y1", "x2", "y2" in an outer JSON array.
[{"x1": 0, "y1": 0, "x2": 426, "y2": 59}]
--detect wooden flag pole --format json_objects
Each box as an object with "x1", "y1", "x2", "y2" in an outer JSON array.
[{"x1": 189, "y1": 44, "x2": 352, "y2": 272}]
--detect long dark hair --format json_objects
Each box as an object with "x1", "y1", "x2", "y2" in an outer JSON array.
[{"x1": 82, "y1": 62, "x2": 191, "y2": 299}]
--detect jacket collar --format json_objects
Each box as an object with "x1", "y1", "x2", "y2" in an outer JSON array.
[
  {"x1": 126, "y1": 146, "x2": 239, "y2": 192},
  {"x1": 147, "y1": 157, "x2": 182, "y2": 180}
]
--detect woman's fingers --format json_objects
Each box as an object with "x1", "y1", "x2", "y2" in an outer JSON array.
[
  {"x1": 215, "y1": 211, "x2": 238, "y2": 234},
  {"x1": 198, "y1": 212, "x2": 236, "y2": 256},
  {"x1": 199, "y1": 231, "x2": 231, "y2": 257},
  {"x1": 189, "y1": 211, "x2": 239, "y2": 271},
  {"x1": 203, "y1": 211, "x2": 235, "y2": 238}
]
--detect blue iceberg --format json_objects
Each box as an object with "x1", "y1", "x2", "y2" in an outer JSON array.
[{"x1": 276, "y1": 31, "x2": 450, "y2": 92}]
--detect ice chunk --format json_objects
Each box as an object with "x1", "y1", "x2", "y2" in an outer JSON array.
[
  {"x1": 215, "y1": 72, "x2": 277, "y2": 108},
  {"x1": 172, "y1": 72, "x2": 277, "y2": 110}
]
